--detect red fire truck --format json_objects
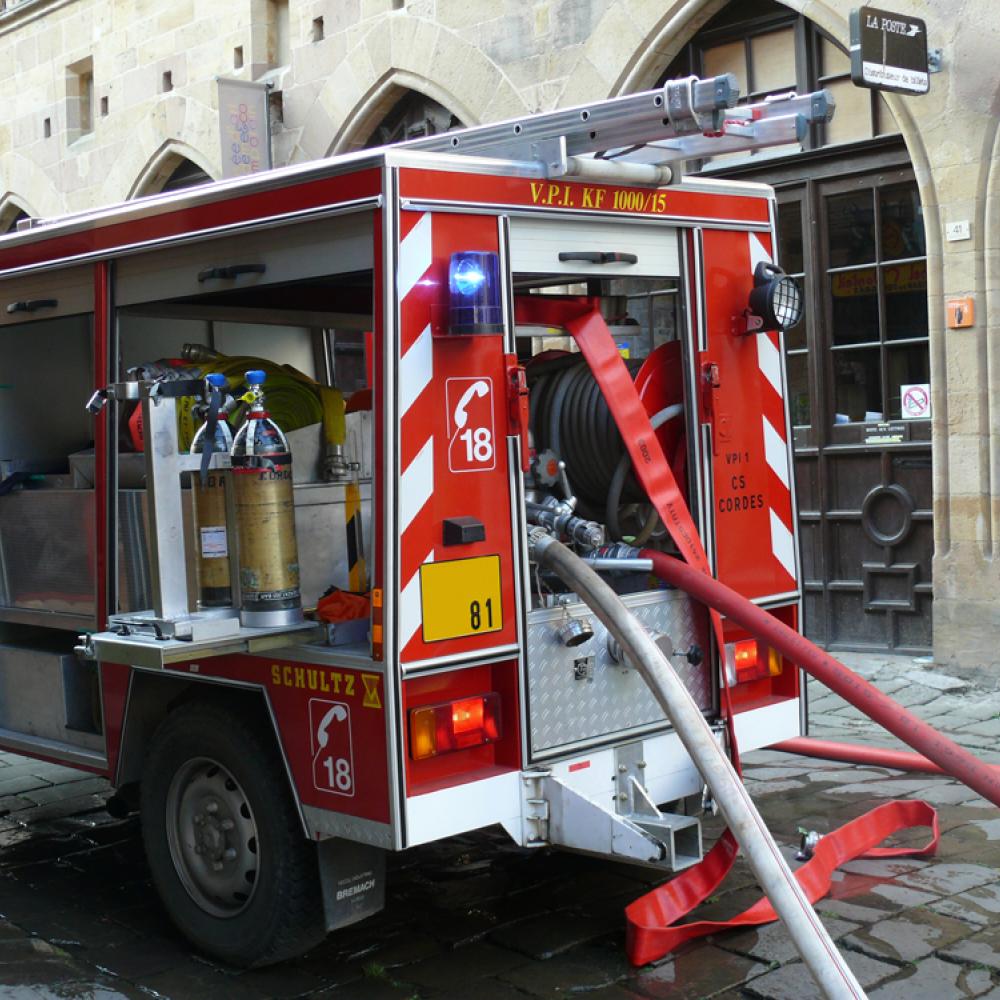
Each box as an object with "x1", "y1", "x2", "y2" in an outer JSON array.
[{"x1": 0, "y1": 76, "x2": 829, "y2": 965}]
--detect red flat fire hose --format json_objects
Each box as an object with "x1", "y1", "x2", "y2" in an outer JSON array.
[
  {"x1": 626, "y1": 800, "x2": 939, "y2": 965},
  {"x1": 771, "y1": 737, "x2": 1000, "y2": 778},
  {"x1": 552, "y1": 304, "x2": 995, "y2": 970}
]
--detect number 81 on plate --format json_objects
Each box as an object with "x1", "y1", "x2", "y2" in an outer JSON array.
[{"x1": 419, "y1": 556, "x2": 503, "y2": 643}]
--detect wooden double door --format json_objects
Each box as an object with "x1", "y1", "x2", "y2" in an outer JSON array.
[{"x1": 770, "y1": 152, "x2": 932, "y2": 652}]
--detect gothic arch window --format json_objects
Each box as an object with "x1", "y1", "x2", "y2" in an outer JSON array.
[
  {"x1": 159, "y1": 158, "x2": 212, "y2": 193},
  {"x1": 1, "y1": 208, "x2": 28, "y2": 233},
  {"x1": 362, "y1": 91, "x2": 464, "y2": 148},
  {"x1": 133, "y1": 152, "x2": 213, "y2": 199}
]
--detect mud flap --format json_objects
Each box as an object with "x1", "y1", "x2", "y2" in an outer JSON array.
[{"x1": 318, "y1": 838, "x2": 386, "y2": 932}]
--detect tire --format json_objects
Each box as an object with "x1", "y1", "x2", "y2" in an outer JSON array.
[{"x1": 140, "y1": 699, "x2": 326, "y2": 967}]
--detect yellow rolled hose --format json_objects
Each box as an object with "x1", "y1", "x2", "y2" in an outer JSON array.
[{"x1": 178, "y1": 345, "x2": 344, "y2": 452}]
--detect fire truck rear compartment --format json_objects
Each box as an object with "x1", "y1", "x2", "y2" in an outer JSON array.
[{"x1": 0, "y1": 216, "x2": 377, "y2": 764}]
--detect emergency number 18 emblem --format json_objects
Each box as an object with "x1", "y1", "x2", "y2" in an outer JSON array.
[
  {"x1": 446, "y1": 377, "x2": 495, "y2": 473},
  {"x1": 309, "y1": 698, "x2": 355, "y2": 797}
]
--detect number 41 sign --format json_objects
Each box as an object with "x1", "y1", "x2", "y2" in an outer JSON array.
[{"x1": 446, "y1": 377, "x2": 496, "y2": 473}]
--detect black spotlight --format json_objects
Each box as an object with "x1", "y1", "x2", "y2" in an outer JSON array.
[{"x1": 747, "y1": 261, "x2": 803, "y2": 332}]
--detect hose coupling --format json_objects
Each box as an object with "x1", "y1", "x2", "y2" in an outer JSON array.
[
  {"x1": 796, "y1": 828, "x2": 821, "y2": 861},
  {"x1": 527, "y1": 525, "x2": 555, "y2": 562},
  {"x1": 588, "y1": 543, "x2": 642, "y2": 561},
  {"x1": 526, "y1": 497, "x2": 606, "y2": 548}
]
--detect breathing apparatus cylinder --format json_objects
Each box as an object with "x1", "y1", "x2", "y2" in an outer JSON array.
[
  {"x1": 230, "y1": 370, "x2": 303, "y2": 627},
  {"x1": 190, "y1": 373, "x2": 233, "y2": 609}
]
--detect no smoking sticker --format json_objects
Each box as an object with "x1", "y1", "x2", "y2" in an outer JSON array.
[{"x1": 900, "y1": 383, "x2": 931, "y2": 421}]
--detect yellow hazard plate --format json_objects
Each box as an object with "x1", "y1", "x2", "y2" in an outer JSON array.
[{"x1": 420, "y1": 556, "x2": 503, "y2": 643}]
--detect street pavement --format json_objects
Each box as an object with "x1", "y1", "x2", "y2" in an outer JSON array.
[{"x1": 0, "y1": 652, "x2": 997, "y2": 998}]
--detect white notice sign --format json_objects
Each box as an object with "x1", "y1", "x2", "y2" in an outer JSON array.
[{"x1": 900, "y1": 383, "x2": 931, "y2": 420}]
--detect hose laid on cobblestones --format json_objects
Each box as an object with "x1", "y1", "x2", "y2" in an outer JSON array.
[
  {"x1": 530, "y1": 532, "x2": 867, "y2": 1000},
  {"x1": 769, "y1": 737, "x2": 998, "y2": 778},
  {"x1": 642, "y1": 549, "x2": 1000, "y2": 810}
]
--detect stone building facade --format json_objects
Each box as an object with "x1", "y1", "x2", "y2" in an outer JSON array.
[{"x1": 0, "y1": 0, "x2": 995, "y2": 668}]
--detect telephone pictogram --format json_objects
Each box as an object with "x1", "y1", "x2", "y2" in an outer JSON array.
[
  {"x1": 310, "y1": 699, "x2": 355, "y2": 796},
  {"x1": 447, "y1": 377, "x2": 495, "y2": 473}
]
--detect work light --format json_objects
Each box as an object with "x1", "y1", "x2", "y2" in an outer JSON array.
[{"x1": 748, "y1": 261, "x2": 803, "y2": 332}]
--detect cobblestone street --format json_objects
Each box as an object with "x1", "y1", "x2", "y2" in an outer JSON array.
[{"x1": 0, "y1": 653, "x2": 996, "y2": 999}]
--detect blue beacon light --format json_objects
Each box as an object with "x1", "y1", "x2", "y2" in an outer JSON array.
[{"x1": 448, "y1": 251, "x2": 504, "y2": 335}]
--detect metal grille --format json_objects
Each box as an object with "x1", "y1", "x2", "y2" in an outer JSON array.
[{"x1": 526, "y1": 589, "x2": 711, "y2": 758}]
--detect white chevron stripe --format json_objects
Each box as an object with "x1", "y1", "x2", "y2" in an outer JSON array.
[
  {"x1": 399, "y1": 324, "x2": 433, "y2": 415},
  {"x1": 400, "y1": 550, "x2": 434, "y2": 648},
  {"x1": 398, "y1": 212, "x2": 433, "y2": 301},
  {"x1": 748, "y1": 231, "x2": 772, "y2": 272},
  {"x1": 756, "y1": 332, "x2": 783, "y2": 399},
  {"x1": 399, "y1": 437, "x2": 434, "y2": 532},
  {"x1": 762, "y1": 416, "x2": 790, "y2": 490},
  {"x1": 769, "y1": 509, "x2": 796, "y2": 581}
]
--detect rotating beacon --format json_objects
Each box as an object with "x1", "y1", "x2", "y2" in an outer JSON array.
[
  {"x1": 189, "y1": 372, "x2": 233, "y2": 610},
  {"x1": 230, "y1": 369, "x2": 302, "y2": 627}
]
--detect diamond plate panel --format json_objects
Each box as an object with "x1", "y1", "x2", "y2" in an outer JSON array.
[{"x1": 527, "y1": 590, "x2": 711, "y2": 756}]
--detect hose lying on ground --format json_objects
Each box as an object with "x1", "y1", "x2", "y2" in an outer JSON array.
[
  {"x1": 770, "y1": 737, "x2": 1000, "y2": 779},
  {"x1": 530, "y1": 531, "x2": 867, "y2": 1000},
  {"x1": 641, "y1": 549, "x2": 1000, "y2": 810}
]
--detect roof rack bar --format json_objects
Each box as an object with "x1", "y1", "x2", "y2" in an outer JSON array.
[
  {"x1": 390, "y1": 75, "x2": 835, "y2": 179},
  {"x1": 396, "y1": 75, "x2": 740, "y2": 160}
]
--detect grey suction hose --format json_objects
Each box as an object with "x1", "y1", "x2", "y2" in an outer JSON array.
[
  {"x1": 606, "y1": 404, "x2": 684, "y2": 542},
  {"x1": 529, "y1": 532, "x2": 867, "y2": 1000}
]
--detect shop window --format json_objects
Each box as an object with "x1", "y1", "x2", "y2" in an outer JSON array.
[
  {"x1": 749, "y1": 28, "x2": 796, "y2": 95},
  {"x1": 702, "y1": 40, "x2": 747, "y2": 94},
  {"x1": 826, "y1": 181, "x2": 927, "y2": 423},
  {"x1": 777, "y1": 199, "x2": 810, "y2": 426}
]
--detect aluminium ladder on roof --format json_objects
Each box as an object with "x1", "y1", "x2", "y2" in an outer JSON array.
[{"x1": 394, "y1": 74, "x2": 835, "y2": 181}]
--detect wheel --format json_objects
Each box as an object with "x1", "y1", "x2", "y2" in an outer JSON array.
[{"x1": 140, "y1": 700, "x2": 326, "y2": 967}]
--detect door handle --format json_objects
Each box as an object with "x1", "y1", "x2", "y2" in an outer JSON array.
[
  {"x1": 197, "y1": 263, "x2": 266, "y2": 282},
  {"x1": 6, "y1": 298, "x2": 57, "y2": 314},
  {"x1": 557, "y1": 251, "x2": 638, "y2": 265}
]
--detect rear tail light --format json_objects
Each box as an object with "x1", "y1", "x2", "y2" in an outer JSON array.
[
  {"x1": 725, "y1": 639, "x2": 783, "y2": 685},
  {"x1": 408, "y1": 692, "x2": 502, "y2": 760}
]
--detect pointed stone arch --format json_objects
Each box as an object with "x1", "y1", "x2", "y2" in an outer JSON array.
[
  {"x1": 97, "y1": 94, "x2": 221, "y2": 206},
  {"x1": 331, "y1": 70, "x2": 474, "y2": 156},
  {"x1": 0, "y1": 193, "x2": 36, "y2": 233},
  {"x1": 0, "y1": 152, "x2": 63, "y2": 220},
  {"x1": 291, "y1": 18, "x2": 529, "y2": 164},
  {"x1": 128, "y1": 139, "x2": 217, "y2": 200}
]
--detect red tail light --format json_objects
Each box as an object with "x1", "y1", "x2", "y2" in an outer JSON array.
[
  {"x1": 409, "y1": 692, "x2": 502, "y2": 760},
  {"x1": 726, "y1": 639, "x2": 783, "y2": 685}
]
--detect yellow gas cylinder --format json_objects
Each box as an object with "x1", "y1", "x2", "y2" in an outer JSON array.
[
  {"x1": 230, "y1": 370, "x2": 303, "y2": 627},
  {"x1": 189, "y1": 373, "x2": 233, "y2": 609}
]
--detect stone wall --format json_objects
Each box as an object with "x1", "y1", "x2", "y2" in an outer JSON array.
[{"x1": 0, "y1": 0, "x2": 997, "y2": 666}]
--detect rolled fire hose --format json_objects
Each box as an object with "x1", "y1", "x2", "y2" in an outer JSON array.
[
  {"x1": 641, "y1": 549, "x2": 1000, "y2": 810},
  {"x1": 770, "y1": 737, "x2": 1000, "y2": 779},
  {"x1": 179, "y1": 344, "x2": 345, "y2": 454},
  {"x1": 529, "y1": 531, "x2": 867, "y2": 1000}
]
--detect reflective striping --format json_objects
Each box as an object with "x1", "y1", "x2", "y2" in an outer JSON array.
[
  {"x1": 762, "y1": 416, "x2": 790, "y2": 490},
  {"x1": 769, "y1": 508, "x2": 796, "y2": 581},
  {"x1": 399, "y1": 550, "x2": 434, "y2": 648},
  {"x1": 399, "y1": 323, "x2": 434, "y2": 415},
  {"x1": 399, "y1": 437, "x2": 434, "y2": 532},
  {"x1": 397, "y1": 212, "x2": 433, "y2": 301},
  {"x1": 748, "y1": 231, "x2": 772, "y2": 271},
  {"x1": 756, "y1": 332, "x2": 783, "y2": 399}
]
